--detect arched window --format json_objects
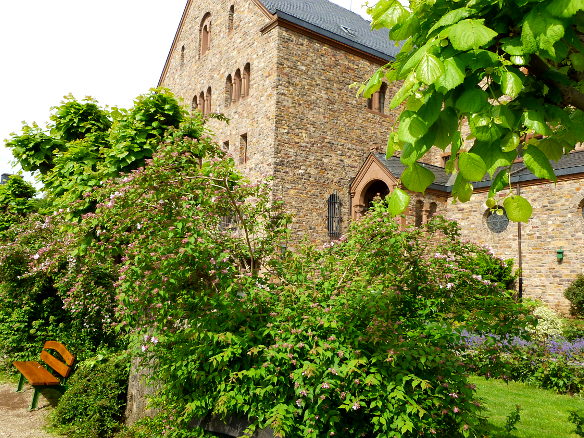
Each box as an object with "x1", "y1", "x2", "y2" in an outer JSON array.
[
  {"x1": 200, "y1": 13, "x2": 212, "y2": 57},
  {"x1": 225, "y1": 75, "x2": 233, "y2": 107},
  {"x1": 228, "y1": 5, "x2": 235, "y2": 33},
  {"x1": 428, "y1": 202, "x2": 437, "y2": 221},
  {"x1": 242, "y1": 63, "x2": 250, "y2": 98},
  {"x1": 199, "y1": 91, "x2": 206, "y2": 115},
  {"x1": 205, "y1": 87, "x2": 212, "y2": 115},
  {"x1": 367, "y1": 83, "x2": 387, "y2": 114},
  {"x1": 191, "y1": 95, "x2": 198, "y2": 113},
  {"x1": 327, "y1": 192, "x2": 342, "y2": 239},
  {"x1": 362, "y1": 180, "x2": 390, "y2": 212},
  {"x1": 414, "y1": 200, "x2": 424, "y2": 227},
  {"x1": 233, "y1": 69, "x2": 242, "y2": 103}
]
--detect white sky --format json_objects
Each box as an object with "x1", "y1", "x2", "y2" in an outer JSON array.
[{"x1": 0, "y1": 0, "x2": 369, "y2": 182}]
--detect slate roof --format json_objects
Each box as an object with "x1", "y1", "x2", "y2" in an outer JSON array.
[
  {"x1": 375, "y1": 150, "x2": 584, "y2": 193},
  {"x1": 260, "y1": 0, "x2": 398, "y2": 61}
]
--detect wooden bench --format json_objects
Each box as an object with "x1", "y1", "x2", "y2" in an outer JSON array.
[{"x1": 13, "y1": 341, "x2": 75, "y2": 410}]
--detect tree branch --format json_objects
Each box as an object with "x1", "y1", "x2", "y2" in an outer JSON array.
[{"x1": 529, "y1": 55, "x2": 584, "y2": 111}]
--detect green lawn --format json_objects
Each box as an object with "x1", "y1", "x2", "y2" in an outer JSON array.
[{"x1": 472, "y1": 376, "x2": 584, "y2": 437}]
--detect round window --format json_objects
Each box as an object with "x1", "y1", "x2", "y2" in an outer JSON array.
[{"x1": 486, "y1": 209, "x2": 509, "y2": 233}]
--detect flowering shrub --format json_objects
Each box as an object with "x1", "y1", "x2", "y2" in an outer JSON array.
[
  {"x1": 461, "y1": 331, "x2": 584, "y2": 394},
  {"x1": 565, "y1": 275, "x2": 584, "y2": 318},
  {"x1": 137, "y1": 207, "x2": 529, "y2": 437}
]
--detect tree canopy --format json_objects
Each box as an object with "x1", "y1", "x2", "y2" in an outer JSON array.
[{"x1": 362, "y1": 0, "x2": 584, "y2": 222}]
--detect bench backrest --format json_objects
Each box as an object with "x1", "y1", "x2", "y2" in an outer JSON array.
[{"x1": 40, "y1": 341, "x2": 75, "y2": 379}]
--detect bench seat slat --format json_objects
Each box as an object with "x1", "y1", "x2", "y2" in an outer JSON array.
[{"x1": 13, "y1": 361, "x2": 60, "y2": 386}]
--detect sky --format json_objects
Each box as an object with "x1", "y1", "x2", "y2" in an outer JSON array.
[{"x1": 0, "y1": 0, "x2": 370, "y2": 182}]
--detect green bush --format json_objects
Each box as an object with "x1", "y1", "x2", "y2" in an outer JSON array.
[
  {"x1": 565, "y1": 275, "x2": 584, "y2": 317},
  {"x1": 50, "y1": 352, "x2": 130, "y2": 438}
]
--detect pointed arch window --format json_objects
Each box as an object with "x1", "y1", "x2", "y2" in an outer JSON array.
[
  {"x1": 205, "y1": 87, "x2": 212, "y2": 115},
  {"x1": 414, "y1": 200, "x2": 424, "y2": 227},
  {"x1": 191, "y1": 95, "x2": 198, "y2": 113},
  {"x1": 233, "y1": 69, "x2": 242, "y2": 103},
  {"x1": 228, "y1": 5, "x2": 235, "y2": 33},
  {"x1": 199, "y1": 91, "x2": 206, "y2": 115},
  {"x1": 242, "y1": 63, "x2": 250, "y2": 98},
  {"x1": 200, "y1": 13, "x2": 212, "y2": 57},
  {"x1": 225, "y1": 75, "x2": 233, "y2": 107}
]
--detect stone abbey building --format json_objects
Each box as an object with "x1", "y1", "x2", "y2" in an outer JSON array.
[{"x1": 159, "y1": 0, "x2": 584, "y2": 312}]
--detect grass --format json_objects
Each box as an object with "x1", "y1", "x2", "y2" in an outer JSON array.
[{"x1": 472, "y1": 376, "x2": 584, "y2": 437}]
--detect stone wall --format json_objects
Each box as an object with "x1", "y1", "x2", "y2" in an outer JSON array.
[
  {"x1": 445, "y1": 176, "x2": 584, "y2": 312},
  {"x1": 271, "y1": 25, "x2": 399, "y2": 242},
  {"x1": 159, "y1": 0, "x2": 279, "y2": 185}
]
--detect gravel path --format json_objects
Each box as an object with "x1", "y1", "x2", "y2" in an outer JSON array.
[{"x1": 0, "y1": 383, "x2": 63, "y2": 438}]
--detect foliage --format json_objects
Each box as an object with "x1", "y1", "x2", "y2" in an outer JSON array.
[
  {"x1": 462, "y1": 332, "x2": 584, "y2": 393},
  {"x1": 569, "y1": 410, "x2": 584, "y2": 437},
  {"x1": 0, "y1": 175, "x2": 37, "y2": 234},
  {"x1": 50, "y1": 351, "x2": 130, "y2": 438},
  {"x1": 526, "y1": 302, "x2": 564, "y2": 339},
  {"x1": 363, "y1": 0, "x2": 584, "y2": 220},
  {"x1": 504, "y1": 405, "x2": 522, "y2": 434},
  {"x1": 4, "y1": 90, "x2": 185, "y2": 217},
  {"x1": 135, "y1": 207, "x2": 530, "y2": 438},
  {"x1": 565, "y1": 274, "x2": 584, "y2": 317}
]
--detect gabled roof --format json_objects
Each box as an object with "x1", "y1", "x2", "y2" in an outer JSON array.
[
  {"x1": 260, "y1": 0, "x2": 398, "y2": 61},
  {"x1": 373, "y1": 150, "x2": 584, "y2": 194}
]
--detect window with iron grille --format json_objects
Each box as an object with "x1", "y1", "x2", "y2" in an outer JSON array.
[{"x1": 327, "y1": 192, "x2": 342, "y2": 239}]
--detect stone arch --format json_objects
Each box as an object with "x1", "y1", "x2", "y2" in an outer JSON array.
[
  {"x1": 233, "y1": 69, "x2": 242, "y2": 103},
  {"x1": 199, "y1": 91, "x2": 205, "y2": 115},
  {"x1": 205, "y1": 87, "x2": 212, "y2": 115},
  {"x1": 428, "y1": 201, "x2": 437, "y2": 221},
  {"x1": 199, "y1": 13, "x2": 212, "y2": 57},
  {"x1": 360, "y1": 179, "x2": 390, "y2": 214},
  {"x1": 242, "y1": 63, "x2": 250, "y2": 98},
  {"x1": 191, "y1": 95, "x2": 198, "y2": 113},
  {"x1": 225, "y1": 74, "x2": 233, "y2": 107}
]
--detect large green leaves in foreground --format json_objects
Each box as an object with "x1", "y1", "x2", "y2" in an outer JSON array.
[{"x1": 363, "y1": 0, "x2": 584, "y2": 222}]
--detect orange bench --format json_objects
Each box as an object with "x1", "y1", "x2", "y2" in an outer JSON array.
[{"x1": 13, "y1": 341, "x2": 75, "y2": 410}]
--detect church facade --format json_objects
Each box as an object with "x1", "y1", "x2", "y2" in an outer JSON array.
[{"x1": 159, "y1": 0, "x2": 584, "y2": 312}]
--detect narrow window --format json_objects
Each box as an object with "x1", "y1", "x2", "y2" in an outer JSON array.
[
  {"x1": 225, "y1": 75, "x2": 233, "y2": 107},
  {"x1": 200, "y1": 13, "x2": 212, "y2": 57},
  {"x1": 223, "y1": 141, "x2": 230, "y2": 152},
  {"x1": 233, "y1": 69, "x2": 242, "y2": 103},
  {"x1": 199, "y1": 91, "x2": 206, "y2": 115},
  {"x1": 428, "y1": 202, "x2": 437, "y2": 221},
  {"x1": 327, "y1": 192, "x2": 342, "y2": 239},
  {"x1": 242, "y1": 63, "x2": 250, "y2": 98},
  {"x1": 414, "y1": 200, "x2": 424, "y2": 227},
  {"x1": 191, "y1": 95, "x2": 198, "y2": 113},
  {"x1": 239, "y1": 133, "x2": 248, "y2": 164},
  {"x1": 378, "y1": 83, "x2": 387, "y2": 114},
  {"x1": 228, "y1": 5, "x2": 235, "y2": 33},
  {"x1": 181, "y1": 45, "x2": 186, "y2": 66},
  {"x1": 206, "y1": 87, "x2": 212, "y2": 115}
]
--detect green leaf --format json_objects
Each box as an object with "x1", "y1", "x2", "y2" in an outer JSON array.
[
  {"x1": 398, "y1": 112, "x2": 429, "y2": 144},
  {"x1": 389, "y1": 73, "x2": 418, "y2": 109},
  {"x1": 435, "y1": 57, "x2": 466, "y2": 92},
  {"x1": 501, "y1": 37, "x2": 527, "y2": 56},
  {"x1": 362, "y1": 68, "x2": 384, "y2": 98},
  {"x1": 522, "y1": 8, "x2": 565, "y2": 55},
  {"x1": 569, "y1": 52, "x2": 584, "y2": 71},
  {"x1": 387, "y1": 187, "x2": 411, "y2": 217},
  {"x1": 433, "y1": 107, "x2": 458, "y2": 149},
  {"x1": 469, "y1": 115, "x2": 505, "y2": 143},
  {"x1": 522, "y1": 109, "x2": 552, "y2": 135},
  {"x1": 370, "y1": 0, "x2": 409, "y2": 30},
  {"x1": 546, "y1": 0, "x2": 584, "y2": 18},
  {"x1": 535, "y1": 138, "x2": 565, "y2": 161},
  {"x1": 503, "y1": 195, "x2": 533, "y2": 222},
  {"x1": 401, "y1": 163, "x2": 436, "y2": 192},
  {"x1": 452, "y1": 173, "x2": 473, "y2": 202},
  {"x1": 489, "y1": 169, "x2": 511, "y2": 197},
  {"x1": 447, "y1": 19, "x2": 498, "y2": 51},
  {"x1": 500, "y1": 70, "x2": 524, "y2": 98},
  {"x1": 386, "y1": 132, "x2": 400, "y2": 158},
  {"x1": 470, "y1": 141, "x2": 516, "y2": 176},
  {"x1": 416, "y1": 53, "x2": 445, "y2": 85},
  {"x1": 523, "y1": 145, "x2": 557, "y2": 181},
  {"x1": 455, "y1": 88, "x2": 488, "y2": 113},
  {"x1": 458, "y1": 152, "x2": 487, "y2": 181},
  {"x1": 428, "y1": 7, "x2": 472, "y2": 34},
  {"x1": 501, "y1": 132, "x2": 520, "y2": 152}
]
